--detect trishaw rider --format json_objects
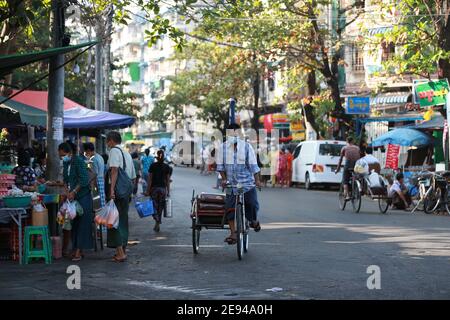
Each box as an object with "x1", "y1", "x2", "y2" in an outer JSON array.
[
  {"x1": 335, "y1": 136, "x2": 361, "y2": 200},
  {"x1": 216, "y1": 123, "x2": 262, "y2": 245}
]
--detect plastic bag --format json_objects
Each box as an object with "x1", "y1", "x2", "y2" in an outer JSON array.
[
  {"x1": 95, "y1": 200, "x2": 119, "y2": 229},
  {"x1": 368, "y1": 171, "x2": 382, "y2": 188},
  {"x1": 66, "y1": 200, "x2": 77, "y2": 220},
  {"x1": 354, "y1": 159, "x2": 369, "y2": 174}
]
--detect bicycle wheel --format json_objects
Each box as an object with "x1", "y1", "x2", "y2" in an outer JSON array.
[
  {"x1": 236, "y1": 203, "x2": 245, "y2": 260},
  {"x1": 378, "y1": 197, "x2": 390, "y2": 214},
  {"x1": 243, "y1": 220, "x2": 249, "y2": 253},
  {"x1": 424, "y1": 187, "x2": 440, "y2": 214},
  {"x1": 338, "y1": 184, "x2": 346, "y2": 210},
  {"x1": 192, "y1": 221, "x2": 200, "y2": 254},
  {"x1": 351, "y1": 180, "x2": 362, "y2": 213}
]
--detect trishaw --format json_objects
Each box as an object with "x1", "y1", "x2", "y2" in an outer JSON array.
[
  {"x1": 190, "y1": 183, "x2": 250, "y2": 260},
  {"x1": 338, "y1": 169, "x2": 391, "y2": 214}
]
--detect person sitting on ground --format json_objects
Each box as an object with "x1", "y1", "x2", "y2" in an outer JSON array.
[{"x1": 388, "y1": 173, "x2": 412, "y2": 210}]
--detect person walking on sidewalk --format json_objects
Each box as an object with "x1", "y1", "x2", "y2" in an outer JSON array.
[
  {"x1": 105, "y1": 131, "x2": 136, "y2": 262},
  {"x1": 141, "y1": 148, "x2": 154, "y2": 192},
  {"x1": 83, "y1": 142, "x2": 106, "y2": 208},
  {"x1": 145, "y1": 149, "x2": 171, "y2": 232}
]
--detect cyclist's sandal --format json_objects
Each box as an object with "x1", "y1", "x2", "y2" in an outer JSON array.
[
  {"x1": 250, "y1": 221, "x2": 261, "y2": 232},
  {"x1": 224, "y1": 234, "x2": 237, "y2": 245}
]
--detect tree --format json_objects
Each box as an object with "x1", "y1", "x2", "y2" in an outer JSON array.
[
  {"x1": 368, "y1": 0, "x2": 450, "y2": 82},
  {"x1": 177, "y1": 0, "x2": 365, "y2": 137},
  {"x1": 148, "y1": 41, "x2": 257, "y2": 133}
]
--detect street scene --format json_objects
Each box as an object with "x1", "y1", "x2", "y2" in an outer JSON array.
[{"x1": 1, "y1": 0, "x2": 450, "y2": 303}]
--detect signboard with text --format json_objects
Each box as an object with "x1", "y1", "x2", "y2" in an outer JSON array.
[
  {"x1": 415, "y1": 79, "x2": 450, "y2": 108},
  {"x1": 346, "y1": 97, "x2": 370, "y2": 114},
  {"x1": 385, "y1": 144, "x2": 400, "y2": 169}
]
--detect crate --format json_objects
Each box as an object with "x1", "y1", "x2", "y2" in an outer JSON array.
[{"x1": 0, "y1": 217, "x2": 31, "y2": 261}]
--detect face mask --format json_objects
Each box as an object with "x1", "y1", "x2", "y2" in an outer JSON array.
[
  {"x1": 63, "y1": 155, "x2": 71, "y2": 162},
  {"x1": 229, "y1": 136, "x2": 238, "y2": 144}
]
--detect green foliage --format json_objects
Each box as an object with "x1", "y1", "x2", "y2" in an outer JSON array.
[
  {"x1": 367, "y1": 0, "x2": 450, "y2": 79},
  {"x1": 110, "y1": 80, "x2": 143, "y2": 116}
]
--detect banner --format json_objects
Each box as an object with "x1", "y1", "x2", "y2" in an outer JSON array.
[
  {"x1": 415, "y1": 79, "x2": 450, "y2": 108},
  {"x1": 385, "y1": 144, "x2": 400, "y2": 169},
  {"x1": 346, "y1": 97, "x2": 370, "y2": 114}
]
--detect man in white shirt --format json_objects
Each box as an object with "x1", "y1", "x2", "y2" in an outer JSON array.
[
  {"x1": 105, "y1": 131, "x2": 136, "y2": 262},
  {"x1": 388, "y1": 173, "x2": 412, "y2": 210}
]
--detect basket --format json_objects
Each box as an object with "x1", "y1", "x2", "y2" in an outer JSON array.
[
  {"x1": 3, "y1": 196, "x2": 31, "y2": 208},
  {"x1": 135, "y1": 198, "x2": 154, "y2": 218}
]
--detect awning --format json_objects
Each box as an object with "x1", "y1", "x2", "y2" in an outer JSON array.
[
  {"x1": 371, "y1": 93, "x2": 411, "y2": 106},
  {"x1": 357, "y1": 114, "x2": 423, "y2": 123},
  {"x1": 64, "y1": 106, "x2": 135, "y2": 129},
  {"x1": 400, "y1": 114, "x2": 445, "y2": 130},
  {"x1": 0, "y1": 41, "x2": 97, "y2": 77},
  {"x1": 367, "y1": 26, "x2": 393, "y2": 36},
  {"x1": 0, "y1": 96, "x2": 46, "y2": 127},
  {"x1": 10, "y1": 90, "x2": 81, "y2": 111}
]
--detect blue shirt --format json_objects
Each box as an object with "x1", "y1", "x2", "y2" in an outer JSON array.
[
  {"x1": 141, "y1": 155, "x2": 154, "y2": 174},
  {"x1": 216, "y1": 138, "x2": 260, "y2": 193},
  {"x1": 91, "y1": 153, "x2": 105, "y2": 179}
]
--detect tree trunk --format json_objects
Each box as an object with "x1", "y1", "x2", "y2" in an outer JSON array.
[{"x1": 306, "y1": 70, "x2": 316, "y2": 96}]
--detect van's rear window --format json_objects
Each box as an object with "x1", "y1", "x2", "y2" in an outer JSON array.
[{"x1": 319, "y1": 144, "x2": 343, "y2": 156}]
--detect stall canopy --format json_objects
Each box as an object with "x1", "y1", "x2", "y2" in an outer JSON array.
[
  {"x1": 370, "y1": 128, "x2": 433, "y2": 147},
  {"x1": 64, "y1": 106, "x2": 135, "y2": 129},
  {"x1": 401, "y1": 114, "x2": 445, "y2": 130},
  {"x1": 10, "y1": 90, "x2": 82, "y2": 111},
  {"x1": 0, "y1": 97, "x2": 46, "y2": 127},
  {"x1": 0, "y1": 41, "x2": 97, "y2": 78}
]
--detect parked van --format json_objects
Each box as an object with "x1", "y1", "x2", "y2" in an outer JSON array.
[{"x1": 292, "y1": 140, "x2": 346, "y2": 189}]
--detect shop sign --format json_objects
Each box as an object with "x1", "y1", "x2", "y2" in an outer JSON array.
[
  {"x1": 415, "y1": 79, "x2": 450, "y2": 108},
  {"x1": 346, "y1": 97, "x2": 370, "y2": 114}
]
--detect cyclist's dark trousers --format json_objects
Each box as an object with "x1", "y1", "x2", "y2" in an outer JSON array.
[
  {"x1": 343, "y1": 160, "x2": 356, "y2": 186},
  {"x1": 225, "y1": 187, "x2": 259, "y2": 222}
]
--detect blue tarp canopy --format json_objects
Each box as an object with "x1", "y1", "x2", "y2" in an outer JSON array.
[
  {"x1": 64, "y1": 106, "x2": 136, "y2": 129},
  {"x1": 400, "y1": 114, "x2": 445, "y2": 130},
  {"x1": 370, "y1": 128, "x2": 433, "y2": 147}
]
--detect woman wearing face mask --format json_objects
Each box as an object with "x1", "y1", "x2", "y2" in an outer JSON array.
[{"x1": 58, "y1": 142, "x2": 93, "y2": 262}]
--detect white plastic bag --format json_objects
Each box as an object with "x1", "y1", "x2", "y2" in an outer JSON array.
[
  {"x1": 368, "y1": 171, "x2": 382, "y2": 188},
  {"x1": 354, "y1": 159, "x2": 369, "y2": 174},
  {"x1": 66, "y1": 200, "x2": 77, "y2": 220}
]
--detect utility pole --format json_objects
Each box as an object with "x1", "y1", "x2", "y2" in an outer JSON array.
[
  {"x1": 95, "y1": 23, "x2": 104, "y2": 111},
  {"x1": 103, "y1": 4, "x2": 113, "y2": 112},
  {"x1": 47, "y1": 0, "x2": 65, "y2": 181}
]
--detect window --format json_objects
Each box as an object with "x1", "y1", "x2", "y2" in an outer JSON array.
[
  {"x1": 319, "y1": 144, "x2": 343, "y2": 157},
  {"x1": 351, "y1": 44, "x2": 364, "y2": 71},
  {"x1": 381, "y1": 41, "x2": 395, "y2": 61},
  {"x1": 293, "y1": 145, "x2": 302, "y2": 159}
]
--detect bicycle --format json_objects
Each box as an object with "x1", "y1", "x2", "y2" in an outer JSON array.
[
  {"x1": 422, "y1": 171, "x2": 450, "y2": 214},
  {"x1": 338, "y1": 168, "x2": 361, "y2": 213},
  {"x1": 190, "y1": 182, "x2": 259, "y2": 260}
]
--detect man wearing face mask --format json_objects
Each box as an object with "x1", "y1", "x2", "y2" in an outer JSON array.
[{"x1": 216, "y1": 123, "x2": 262, "y2": 245}]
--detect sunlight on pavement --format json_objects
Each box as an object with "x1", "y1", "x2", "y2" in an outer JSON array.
[{"x1": 263, "y1": 222, "x2": 450, "y2": 257}]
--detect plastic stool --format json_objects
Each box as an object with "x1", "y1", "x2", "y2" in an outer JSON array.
[{"x1": 23, "y1": 226, "x2": 52, "y2": 264}]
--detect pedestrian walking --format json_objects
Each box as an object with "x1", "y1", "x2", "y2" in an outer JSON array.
[
  {"x1": 141, "y1": 148, "x2": 154, "y2": 192},
  {"x1": 58, "y1": 142, "x2": 93, "y2": 262},
  {"x1": 286, "y1": 148, "x2": 293, "y2": 187},
  {"x1": 132, "y1": 152, "x2": 142, "y2": 196},
  {"x1": 105, "y1": 131, "x2": 136, "y2": 262},
  {"x1": 277, "y1": 148, "x2": 288, "y2": 187},
  {"x1": 145, "y1": 149, "x2": 171, "y2": 232},
  {"x1": 83, "y1": 142, "x2": 106, "y2": 208}
]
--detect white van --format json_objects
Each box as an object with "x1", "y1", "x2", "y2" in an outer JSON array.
[{"x1": 292, "y1": 140, "x2": 346, "y2": 189}]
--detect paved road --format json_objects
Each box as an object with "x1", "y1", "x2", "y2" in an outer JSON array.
[{"x1": 1, "y1": 166, "x2": 450, "y2": 299}]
